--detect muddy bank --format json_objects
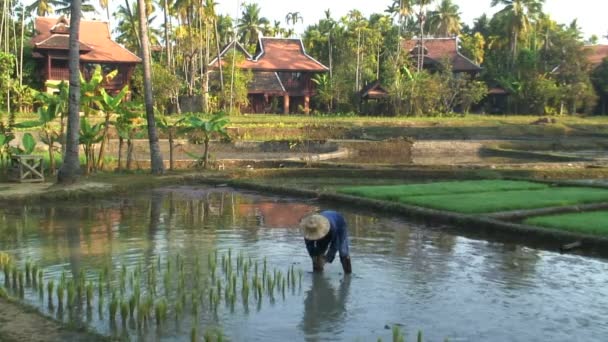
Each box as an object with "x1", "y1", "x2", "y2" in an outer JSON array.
[{"x1": 0, "y1": 297, "x2": 106, "y2": 342}]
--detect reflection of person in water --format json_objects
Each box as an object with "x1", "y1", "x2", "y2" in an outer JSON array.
[{"x1": 301, "y1": 273, "x2": 351, "y2": 338}]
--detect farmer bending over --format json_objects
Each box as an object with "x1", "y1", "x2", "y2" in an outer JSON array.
[{"x1": 300, "y1": 210, "x2": 352, "y2": 274}]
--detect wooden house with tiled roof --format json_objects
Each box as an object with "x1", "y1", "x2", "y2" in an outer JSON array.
[
  {"x1": 402, "y1": 37, "x2": 481, "y2": 74},
  {"x1": 586, "y1": 45, "x2": 608, "y2": 68},
  {"x1": 210, "y1": 37, "x2": 328, "y2": 114},
  {"x1": 31, "y1": 16, "x2": 141, "y2": 94}
]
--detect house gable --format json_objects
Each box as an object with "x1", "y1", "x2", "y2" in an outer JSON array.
[
  {"x1": 403, "y1": 37, "x2": 481, "y2": 73},
  {"x1": 32, "y1": 17, "x2": 141, "y2": 63}
]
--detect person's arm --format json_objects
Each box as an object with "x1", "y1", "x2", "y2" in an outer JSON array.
[{"x1": 325, "y1": 237, "x2": 338, "y2": 263}]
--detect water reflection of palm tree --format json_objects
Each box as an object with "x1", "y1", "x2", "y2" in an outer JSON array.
[{"x1": 300, "y1": 274, "x2": 351, "y2": 340}]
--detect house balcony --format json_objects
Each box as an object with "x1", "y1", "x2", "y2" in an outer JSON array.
[{"x1": 48, "y1": 67, "x2": 69, "y2": 81}]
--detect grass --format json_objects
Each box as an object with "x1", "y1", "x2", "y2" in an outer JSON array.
[
  {"x1": 525, "y1": 211, "x2": 608, "y2": 236},
  {"x1": 397, "y1": 187, "x2": 608, "y2": 214},
  {"x1": 339, "y1": 180, "x2": 548, "y2": 200}
]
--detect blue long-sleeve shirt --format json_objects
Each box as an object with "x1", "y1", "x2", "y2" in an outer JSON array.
[{"x1": 304, "y1": 210, "x2": 350, "y2": 263}]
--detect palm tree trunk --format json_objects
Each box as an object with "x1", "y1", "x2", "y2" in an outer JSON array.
[
  {"x1": 214, "y1": 19, "x2": 224, "y2": 91},
  {"x1": 117, "y1": 136, "x2": 123, "y2": 171},
  {"x1": 168, "y1": 129, "x2": 174, "y2": 171},
  {"x1": 57, "y1": 0, "x2": 82, "y2": 184},
  {"x1": 163, "y1": 0, "x2": 171, "y2": 68},
  {"x1": 126, "y1": 137, "x2": 133, "y2": 170},
  {"x1": 138, "y1": 0, "x2": 165, "y2": 175}
]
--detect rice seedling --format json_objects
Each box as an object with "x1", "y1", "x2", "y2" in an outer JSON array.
[
  {"x1": 417, "y1": 330, "x2": 423, "y2": 342},
  {"x1": 392, "y1": 325, "x2": 405, "y2": 342},
  {"x1": 290, "y1": 265, "x2": 296, "y2": 289},
  {"x1": 38, "y1": 269, "x2": 43, "y2": 287},
  {"x1": 11, "y1": 266, "x2": 17, "y2": 289},
  {"x1": 66, "y1": 281, "x2": 75, "y2": 307},
  {"x1": 204, "y1": 329, "x2": 212, "y2": 342},
  {"x1": 164, "y1": 272, "x2": 171, "y2": 297},
  {"x1": 47, "y1": 280, "x2": 54, "y2": 306},
  {"x1": 129, "y1": 294, "x2": 137, "y2": 319},
  {"x1": 298, "y1": 269, "x2": 303, "y2": 287},
  {"x1": 133, "y1": 284, "x2": 140, "y2": 305},
  {"x1": 191, "y1": 326, "x2": 197, "y2": 342},
  {"x1": 86, "y1": 282, "x2": 93, "y2": 308},
  {"x1": 161, "y1": 299, "x2": 170, "y2": 323},
  {"x1": 98, "y1": 296, "x2": 104, "y2": 320},
  {"x1": 56, "y1": 283, "x2": 64, "y2": 308},
  {"x1": 175, "y1": 300, "x2": 183, "y2": 320},
  {"x1": 121, "y1": 300, "x2": 129, "y2": 323},
  {"x1": 25, "y1": 260, "x2": 31, "y2": 284},
  {"x1": 32, "y1": 264, "x2": 39, "y2": 286},
  {"x1": 109, "y1": 295, "x2": 118, "y2": 322},
  {"x1": 216, "y1": 278, "x2": 222, "y2": 298},
  {"x1": 18, "y1": 270, "x2": 24, "y2": 290},
  {"x1": 3, "y1": 262, "x2": 10, "y2": 287}
]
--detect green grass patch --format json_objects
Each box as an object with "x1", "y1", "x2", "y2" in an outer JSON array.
[
  {"x1": 525, "y1": 211, "x2": 608, "y2": 236},
  {"x1": 398, "y1": 188, "x2": 608, "y2": 214},
  {"x1": 338, "y1": 180, "x2": 548, "y2": 201}
]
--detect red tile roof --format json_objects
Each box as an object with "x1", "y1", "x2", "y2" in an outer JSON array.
[
  {"x1": 402, "y1": 37, "x2": 481, "y2": 72},
  {"x1": 32, "y1": 17, "x2": 141, "y2": 63},
  {"x1": 35, "y1": 34, "x2": 92, "y2": 51},
  {"x1": 586, "y1": 45, "x2": 608, "y2": 67},
  {"x1": 211, "y1": 38, "x2": 328, "y2": 72}
]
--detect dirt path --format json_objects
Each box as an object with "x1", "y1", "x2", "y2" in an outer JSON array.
[{"x1": 0, "y1": 298, "x2": 106, "y2": 342}]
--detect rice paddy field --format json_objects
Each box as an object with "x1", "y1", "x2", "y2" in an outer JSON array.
[
  {"x1": 525, "y1": 211, "x2": 608, "y2": 236},
  {"x1": 339, "y1": 181, "x2": 608, "y2": 215},
  {"x1": 2, "y1": 185, "x2": 608, "y2": 341}
]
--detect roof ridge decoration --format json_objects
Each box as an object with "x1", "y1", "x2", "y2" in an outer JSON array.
[
  {"x1": 50, "y1": 16, "x2": 70, "y2": 34},
  {"x1": 209, "y1": 40, "x2": 253, "y2": 66}
]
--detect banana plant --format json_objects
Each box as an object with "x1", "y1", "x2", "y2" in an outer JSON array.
[
  {"x1": 79, "y1": 117, "x2": 104, "y2": 175},
  {"x1": 181, "y1": 112, "x2": 230, "y2": 169},
  {"x1": 97, "y1": 85, "x2": 130, "y2": 170},
  {"x1": 115, "y1": 102, "x2": 144, "y2": 171},
  {"x1": 15, "y1": 94, "x2": 62, "y2": 174},
  {"x1": 80, "y1": 65, "x2": 118, "y2": 116},
  {"x1": 0, "y1": 132, "x2": 14, "y2": 171},
  {"x1": 157, "y1": 115, "x2": 183, "y2": 171}
]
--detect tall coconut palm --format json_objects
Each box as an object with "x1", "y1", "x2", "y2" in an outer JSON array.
[
  {"x1": 137, "y1": 0, "x2": 164, "y2": 175},
  {"x1": 386, "y1": 0, "x2": 413, "y2": 57},
  {"x1": 26, "y1": 0, "x2": 62, "y2": 16},
  {"x1": 285, "y1": 11, "x2": 302, "y2": 37},
  {"x1": 491, "y1": 0, "x2": 545, "y2": 61},
  {"x1": 57, "y1": 0, "x2": 82, "y2": 184},
  {"x1": 237, "y1": 3, "x2": 269, "y2": 49},
  {"x1": 99, "y1": 0, "x2": 111, "y2": 21},
  {"x1": 54, "y1": 0, "x2": 96, "y2": 15},
  {"x1": 412, "y1": 0, "x2": 433, "y2": 71},
  {"x1": 427, "y1": 0, "x2": 461, "y2": 37}
]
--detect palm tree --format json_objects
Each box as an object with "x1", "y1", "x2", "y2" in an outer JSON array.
[
  {"x1": 491, "y1": 0, "x2": 545, "y2": 61},
  {"x1": 138, "y1": 0, "x2": 164, "y2": 175},
  {"x1": 99, "y1": 0, "x2": 111, "y2": 21},
  {"x1": 285, "y1": 11, "x2": 303, "y2": 37},
  {"x1": 54, "y1": 0, "x2": 96, "y2": 15},
  {"x1": 427, "y1": 0, "x2": 461, "y2": 37},
  {"x1": 414, "y1": 0, "x2": 433, "y2": 71},
  {"x1": 26, "y1": 0, "x2": 62, "y2": 16},
  {"x1": 237, "y1": 3, "x2": 269, "y2": 49},
  {"x1": 57, "y1": 0, "x2": 82, "y2": 184}
]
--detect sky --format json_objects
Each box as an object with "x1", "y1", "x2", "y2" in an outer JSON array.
[
  {"x1": 22, "y1": 0, "x2": 607, "y2": 43},
  {"x1": 213, "y1": 0, "x2": 607, "y2": 42}
]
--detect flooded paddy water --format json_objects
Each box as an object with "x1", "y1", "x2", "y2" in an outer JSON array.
[{"x1": 1, "y1": 185, "x2": 608, "y2": 341}]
